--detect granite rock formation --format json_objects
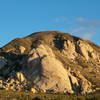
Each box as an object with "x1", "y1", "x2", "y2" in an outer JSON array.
[{"x1": 0, "y1": 31, "x2": 100, "y2": 94}]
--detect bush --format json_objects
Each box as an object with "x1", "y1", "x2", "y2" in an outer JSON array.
[{"x1": 33, "y1": 97, "x2": 41, "y2": 100}]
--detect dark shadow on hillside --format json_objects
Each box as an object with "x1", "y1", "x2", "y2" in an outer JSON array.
[
  {"x1": 0, "y1": 52, "x2": 28, "y2": 79},
  {"x1": 53, "y1": 34, "x2": 66, "y2": 50}
]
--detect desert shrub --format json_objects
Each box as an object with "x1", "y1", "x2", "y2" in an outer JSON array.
[{"x1": 33, "y1": 97, "x2": 41, "y2": 100}]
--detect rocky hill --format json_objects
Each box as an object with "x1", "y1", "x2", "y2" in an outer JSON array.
[{"x1": 0, "y1": 31, "x2": 100, "y2": 94}]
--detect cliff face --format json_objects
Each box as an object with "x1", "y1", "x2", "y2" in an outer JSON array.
[{"x1": 0, "y1": 31, "x2": 100, "y2": 94}]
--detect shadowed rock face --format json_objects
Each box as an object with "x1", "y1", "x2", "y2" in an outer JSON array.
[{"x1": 0, "y1": 31, "x2": 100, "y2": 94}]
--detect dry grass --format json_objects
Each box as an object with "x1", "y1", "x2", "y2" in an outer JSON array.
[{"x1": 0, "y1": 90, "x2": 99, "y2": 100}]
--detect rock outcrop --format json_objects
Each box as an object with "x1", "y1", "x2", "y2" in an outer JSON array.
[{"x1": 0, "y1": 31, "x2": 99, "y2": 94}]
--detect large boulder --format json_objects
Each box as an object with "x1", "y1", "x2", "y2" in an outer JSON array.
[
  {"x1": 25, "y1": 44, "x2": 93, "y2": 94},
  {"x1": 26, "y1": 44, "x2": 73, "y2": 93},
  {"x1": 73, "y1": 71, "x2": 92, "y2": 94},
  {"x1": 77, "y1": 40, "x2": 98, "y2": 60},
  {"x1": 16, "y1": 72, "x2": 26, "y2": 82}
]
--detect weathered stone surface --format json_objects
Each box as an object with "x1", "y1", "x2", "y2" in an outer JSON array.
[
  {"x1": 62, "y1": 40, "x2": 77, "y2": 60},
  {"x1": 16, "y1": 72, "x2": 26, "y2": 82},
  {"x1": 77, "y1": 40, "x2": 98, "y2": 60},
  {"x1": 19, "y1": 46, "x2": 26, "y2": 54},
  {"x1": 68, "y1": 73, "x2": 80, "y2": 93},
  {"x1": 74, "y1": 71, "x2": 92, "y2": 94},
  {"x1": 26, "y1": 45, "x2": 73, "y2": 93},
  {"x1": 25, "y1": 44, "x2": 94, "y2": 94},
  {"x1": 31, "y1": 88, "x2": 37, "y2": 93}
]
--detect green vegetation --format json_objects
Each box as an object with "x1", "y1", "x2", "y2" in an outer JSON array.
[{"x1": 0, "y1": 90, "x2": 99, "y2": 100}]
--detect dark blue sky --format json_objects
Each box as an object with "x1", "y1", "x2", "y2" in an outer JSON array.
[{"x1": 0, "y1": 0, "x2": 100, "y2": 47}]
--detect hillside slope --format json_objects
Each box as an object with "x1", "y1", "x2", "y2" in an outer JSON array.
[{"x1": 0, "y1": 31, "x2": 100, "y2": 94}]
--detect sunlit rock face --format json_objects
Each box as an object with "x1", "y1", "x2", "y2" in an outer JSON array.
[
  {"x1": 0, "y1": 31, "x2": 100, "y2": 94},
  {"x1": 26, "y1": 45, "x2": 73, "y2": 93},
  {"x1": 76, "y1": 40, "x2": 99, "y2": 60},
  {"x1": 19, "y1": 46, "x2": 26, "y2": 54}
]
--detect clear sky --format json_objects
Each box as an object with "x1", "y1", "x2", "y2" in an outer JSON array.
[{"x1": 0, "y1": 0, "x2": 100, "y2": 47}]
